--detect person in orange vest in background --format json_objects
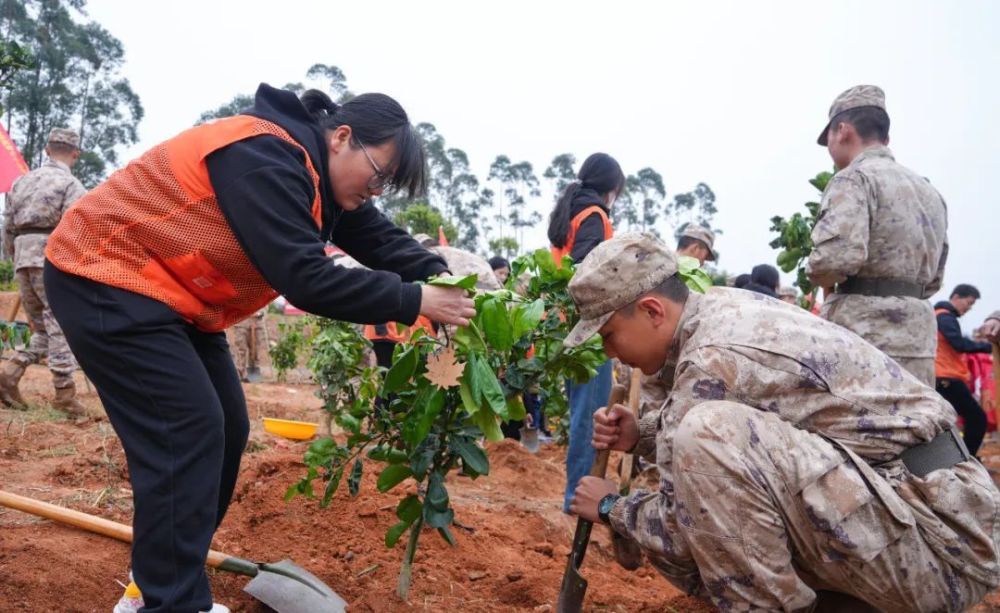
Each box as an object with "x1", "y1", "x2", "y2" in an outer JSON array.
[
  {"x1": 41, "y1": 84, "x2": 475, "y2": 612},
  {"x1": 935, "y1": 284, "x2": 993, "y2": 456},
  {"x1": 965, "y1": 325, "x2": 997, "y2": 436},
  {"x1": 547, "y1": 152, "x2": 624, "y2": 512}
]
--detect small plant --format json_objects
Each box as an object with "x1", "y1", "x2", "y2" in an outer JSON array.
[
  {"x1": 0, "y1": 259, "x2": 15, "y2": 291},
  {"x1": 268, "y1": 319, "x2": 308, "y2": 382},
  {"x1": 769, "y1": 170, "x2": 833, "y2": 300},
  {"x1": 288, "y1": 251, "x2": 605, "y2": 599}
]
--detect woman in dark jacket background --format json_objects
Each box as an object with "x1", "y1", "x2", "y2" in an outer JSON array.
[{"x1": 547, "y1": 152, "x2": 625, "y2": 512}]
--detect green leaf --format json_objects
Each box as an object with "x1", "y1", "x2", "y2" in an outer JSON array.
[
  {"x1": 397, "y1": 494, "x2": 423, "y2": 523},
  {"x1": 449, "y1": 437, "x2": 489, "y2": 475},
  {"x1": 423, "y1": 505, "x2": 454, "y2": 529},
  {"x1": 409, "y1": 441, "x2": 436, "y2": 480},
  {"x1": 481, "y1": 298, "x2": 513, "y2": 351},
  {"x1": 336, "y1": 413, "x2": 361, "y2": 435},
  {"x1": 382, "y1": 346, "x2": 417, "y2": 394},
  {"x1": 385, "y1": 448, "x2": 409, "y2": 464},
  {"x1": 511, "y1": 299, "x2": 544, "y2": 341},
  {"x1": 321, "y1": 466, "x2": 345, "y2": 508},
  {"x1": 505, "y1": 395, "x2": 526, "y2": 421},
  {"x1": 385, "y1": 521, "x2": 410, "y2": 548},
  {"x1": 347, "y1": 459, "x2": 363, "y2": 496},
  {"x1": 428, "y1": 274, "x2": 478, "y2": 291},
  {"x1": 402, "y1": 387, "x2": 445, "y2": 446},
  {"x1": 458, "y1": 379, "x2": 479, "y2": 415},
  {"x1": 438, "y1": 525, "x2": 457, "y2": 546},
  {"x1": 473, "y1": 356, "x2": 508, "y2": 419},
  {"x1": 376, "y1": 464, "x2": 413, "y2": 493},
  {"x1": 426, "y1": 472, "x2": 450, "y2": 510},
  {"x1": 474, "y1": 408, "x2": 504, "y2": 442}
]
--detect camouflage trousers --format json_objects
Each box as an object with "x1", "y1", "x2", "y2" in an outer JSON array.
[
  {"x1": 230, "y1": 315, "x2": 266, "y2": 379},
  {"x1": 662, "y1": 401, "x2": 991, "y2": 612},
  {"x1": 11, "y1": 267, "x2": 75, "y2": 388}
]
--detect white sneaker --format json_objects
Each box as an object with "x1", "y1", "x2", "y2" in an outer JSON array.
[{"x1": 201, "y1": 605, "x2": 230, "y2": 613}]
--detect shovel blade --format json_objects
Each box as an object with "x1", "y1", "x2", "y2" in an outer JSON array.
[
  {"x1": 520, "y1": 426, "x2": 540, "y2": 453},
  {"x1": 556, "y1": 564, "x2": 588, "y2": 613},
  {"x1": 244, "y1": 559, "x2": 346, "y2": 613},
  {"x1": 246, "y1": 367, "x2": 262, "y2": 383}
]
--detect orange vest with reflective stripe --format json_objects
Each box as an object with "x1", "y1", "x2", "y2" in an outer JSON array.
[
  {"x1": 46, "y1": 115, "x2": 323, "y2": 332},
  {"x1": 550, "y1": 205, "x2": 613, "y2": 268},
  {"x1": 934, "y1": 308, "x2": 971, "y2": 381},
  {"x1": 364, "y1": 316, "x2": 435, "y2": 343}
]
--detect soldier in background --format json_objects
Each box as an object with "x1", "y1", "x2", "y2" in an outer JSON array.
[
  {"x1": 0, "y1": 128, "x2": 87, "y2": 416},
  {"x1": 230, "y1": 309, "x2": 267, "y2": 382},
  {"x1": 807, "y1": 85, "x2": 948, "y2": 386},
  {"x1": 674, "y1": 224, "x2": 717, "y2": 267},
  {"x1": 568, "y1": 233, "x2": 999, "y2": 611}
]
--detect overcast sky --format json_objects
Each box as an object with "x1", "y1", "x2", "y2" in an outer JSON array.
[{"x1": 86, "y1": 0, "x2": 999, "y2": 329}]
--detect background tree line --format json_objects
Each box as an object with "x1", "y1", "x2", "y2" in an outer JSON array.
[
  {"x1": 1, "y1": 0, "x2": 143, "y2": 187},
  {"x1": 0, "y1": 0, "x2": 721, "y2": 259},
  {"x1": 198, "y1": 66, "x2": 723, "y2": 260}
]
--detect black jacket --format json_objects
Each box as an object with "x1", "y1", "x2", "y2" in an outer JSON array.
[
  {"x1": 567, "y1": 190, "x2": 611, "y2": 263},
  {"x1": 934, "y1": 301, "x2": 992, "y2": 353},
  {"x1": 205, "y1": 84, "x2": 446, "y2": 325}
]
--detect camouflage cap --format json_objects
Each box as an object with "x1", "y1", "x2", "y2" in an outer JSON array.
[
  {"x1": 778, "y1": 286, "x2": 798, "y2": 299},
  {"x1": 817, "y1": 85, "x2": 886, "y2": 145},
  {"x1": 47, "y1": 127, "x2": 80, "y2": 149},
  {"x1": 564, "y1": 232, "x2": 678, "y2": 347},
  {"x1": 678, "y1": 224, "x2": 718, "y2": 261}
]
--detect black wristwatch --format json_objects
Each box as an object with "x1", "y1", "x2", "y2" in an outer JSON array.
[{"x1": 597, "y1": 493, "x2": 620, "y2": 525}]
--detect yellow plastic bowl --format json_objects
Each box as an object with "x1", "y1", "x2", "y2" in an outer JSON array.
[{"x1": 262, "y1": 417, "x2": 318, "y2": 441}]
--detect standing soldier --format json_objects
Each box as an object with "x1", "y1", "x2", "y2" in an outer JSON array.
[
  {"x1": 230, "y1": 308, "x2": 267, "y2": 382},
  {"x1": 807, "y1": 85, "x2": 948, "y2": 386},
  {"x1": 0, "y1": 128, "x2": 87, "y2": 415}
]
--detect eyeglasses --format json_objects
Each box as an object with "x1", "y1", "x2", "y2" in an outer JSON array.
[{"x1": 353, "y1": 135, "x2": 393, "y2": 191}]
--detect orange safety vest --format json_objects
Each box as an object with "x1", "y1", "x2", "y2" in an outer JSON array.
[
  {"x1": 934, "y1": 308, "x2": 971, "y2": 381},
  {"x1": 364, "y1": 316, "x2": 435, "y2": 343},
  {"x1": 550, "y1": 205, "x2": 613, "y2": 268},
  {"x1": 46, "y1": 115, "x2": 323, "y2": 332}
]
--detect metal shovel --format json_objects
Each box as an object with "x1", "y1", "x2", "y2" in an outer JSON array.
[
  {"x1": 556, "y1": 384, "x2": 627, "y2": 613},
  {"x1": 0, "y1": 490, "x2": 346, "y2": 612},
  {"x1": 520, "y1": 425, "x2": 540, "y2": 453}
]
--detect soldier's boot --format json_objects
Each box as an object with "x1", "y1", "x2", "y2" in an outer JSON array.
[
  {"x1": 53, "y1": 383, "x2": 87, "y2": 418},
  {"x1": 0, "y1": 360, "x2": 28, "y2": 409}
]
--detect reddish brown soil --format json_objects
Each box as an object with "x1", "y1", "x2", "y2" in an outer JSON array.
[{"x1": 1, "y1": 354, "x2": 999, "y2": 611}]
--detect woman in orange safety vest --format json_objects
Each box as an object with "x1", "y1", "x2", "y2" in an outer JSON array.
[
  {"x1": 546, "y1": 152, "x2": 624, "y2": 513},
  {"x1": 42, "y1": 84, "x2": 474, "y2": 611}
]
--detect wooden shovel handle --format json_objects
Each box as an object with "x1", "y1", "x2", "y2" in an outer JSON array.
[
  {"x1": 619, "y1": 369, "x2": 643, "y2": 491},
  {"x1": 590, "y1": 384, "x2": 627, "y2": 478},
  {"x1": 0, "y1": 489, "x2": 231, "y2": 569}
]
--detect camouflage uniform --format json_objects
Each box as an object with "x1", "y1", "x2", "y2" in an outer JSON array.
[
  {"x1": 230, "y1": 309, "x2": 267, "y2": 380},
  {"x1": 1, "y1": 129, "x2": 87, "y2": 406},
  {"x1": 808, "y1": 86, "x2": 948, "y2": 387},
  {"x1": 566, "y1": 233, "x2": 999, "y2": 612}
]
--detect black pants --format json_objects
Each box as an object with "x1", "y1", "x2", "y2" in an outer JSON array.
[
  {"x1": 937, "y1": 377, "x2": 987, "y2": 456},
  {"x1": 45, "y1": 261, "x2": 249, "y2": 612}
]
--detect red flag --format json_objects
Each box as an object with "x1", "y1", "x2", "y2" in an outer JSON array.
[
  {"x1": 0, "y1": 124, "x2": 28, "y2": 193},
  {"x1": 437, "y1": 225, "x2": 449, "y2": 247}
]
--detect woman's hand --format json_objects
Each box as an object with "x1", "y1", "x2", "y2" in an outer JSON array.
[{"x1": 420, "y1": 285, "x2": 476, "y2": 327}]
